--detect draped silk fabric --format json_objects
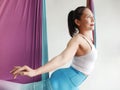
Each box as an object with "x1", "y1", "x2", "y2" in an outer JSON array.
[
  {"x1": 0, "y1": 0, "x2": 44, "y2": 83},
  {"x1": 0, "y1": 0, "x2": 49, "y2": 89},
  {"x1": 89, "y1": 0, "x2": 96, "y2": 46}
]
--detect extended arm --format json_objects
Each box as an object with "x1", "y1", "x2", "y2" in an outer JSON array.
[
  {"x1": 11, "y1": 35, "x2": 82, "y2": 78},
  {"x1": 34, "y1": 35, "x2": 81, "y2": 76}
]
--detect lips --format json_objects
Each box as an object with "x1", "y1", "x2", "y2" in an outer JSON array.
[{"x1": 90, "y1": 24, "x2": 94, "y2": 26}]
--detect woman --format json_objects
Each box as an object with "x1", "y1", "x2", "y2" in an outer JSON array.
[{"x1": 11, "y1": 6, "x2": 97, "y2": 90}]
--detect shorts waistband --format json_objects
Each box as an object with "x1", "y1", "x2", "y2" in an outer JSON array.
[{"x1": 70, "y1": 66, "x2": 88, "y2": 77}]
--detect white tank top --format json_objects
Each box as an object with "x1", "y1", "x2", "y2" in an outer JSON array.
[{"x1": 71, "y1": 35, "x2": 97, "y2": 75}]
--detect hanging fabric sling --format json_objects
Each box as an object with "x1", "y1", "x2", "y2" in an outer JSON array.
[
  {"x1": 0, "y1": 0, "x2": 49, "y2": 90},
  {"x1": 87, "y1": 0, "x2": 96, "y2": 46}
]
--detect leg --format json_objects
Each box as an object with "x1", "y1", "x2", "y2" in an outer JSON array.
[
  {"x1": 49, "y1": 67, "x2": 87, "y2": 90},
  {"x1": 50, "y1": 69, "x2": 73, "y2": 90}
]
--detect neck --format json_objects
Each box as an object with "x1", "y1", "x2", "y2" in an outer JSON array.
[{"x1": 79, "y1": 31, "x2": 93, "y2": 42}]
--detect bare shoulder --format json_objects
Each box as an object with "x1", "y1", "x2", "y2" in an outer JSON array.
[
  {"x1": 67, "y1": 34, "x2": 83, "y2": 46},
  {"x1": 71, "y1": 34, "x2": 83, "y2": 43}
]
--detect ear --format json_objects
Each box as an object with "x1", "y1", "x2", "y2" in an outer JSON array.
[{"x1": 74, "y1": 19, "x2": 81, "y2": 26}]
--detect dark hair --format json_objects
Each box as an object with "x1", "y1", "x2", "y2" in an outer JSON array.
[{"x1": 68, "y1": 6, "x2": 87, "y2": 37}]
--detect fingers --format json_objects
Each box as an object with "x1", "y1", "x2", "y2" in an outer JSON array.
[
  {"x1": 14, "y1": 65, "x2": 28, "y2": 74},
  {"x1": 10, "y1": 65, "x2": 30, "y2": 79},
  {"x1": 13, "y1": 74, "x2": 18, "y2": 79},
  {"x1": 13, "y1": 71, "x2": 24, "y2": 79},
  {"x1": 10, "y1": 66, "x2": 21, "y2": 74}
]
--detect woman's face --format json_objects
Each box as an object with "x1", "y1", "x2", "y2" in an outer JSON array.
[{"x1": 79, "y1": 8, "x2": 94, "y2": 31}]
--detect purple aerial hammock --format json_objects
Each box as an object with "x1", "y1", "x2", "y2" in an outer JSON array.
[{"x1": 87, "y1": 0, "x2": 96, "y2": 47}]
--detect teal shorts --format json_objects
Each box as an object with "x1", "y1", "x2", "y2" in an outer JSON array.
[{"x1": 49, "y1": 66, "x2": 87, "y2": 90}]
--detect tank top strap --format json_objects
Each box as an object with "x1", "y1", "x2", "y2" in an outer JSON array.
[{"x1": 79, "y1": 34, "x2": 93, "y2": 49}]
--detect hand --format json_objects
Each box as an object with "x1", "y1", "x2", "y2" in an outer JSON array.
[{"x1": 10, "y1": 65, "x2": 36, "y2": 79}]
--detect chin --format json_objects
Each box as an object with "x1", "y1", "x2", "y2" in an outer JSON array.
[
  {"x1": 88, "y1": 26, "x2": 94, "y2": 31},
  {"x1": 90, "y1": 27, "x2": 94, "y2": 31},
  {"x1": 89, "y1": 28, "x2": 94, "y2": 31}
]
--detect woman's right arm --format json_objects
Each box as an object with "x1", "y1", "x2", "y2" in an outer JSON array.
[{"x1": 11, "y1": 34, "x2": 83, "y2": 78}]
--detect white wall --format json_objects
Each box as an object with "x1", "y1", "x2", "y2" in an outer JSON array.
[{"x1": 46, "y1": 0, "x2": 120, "y2": 90}]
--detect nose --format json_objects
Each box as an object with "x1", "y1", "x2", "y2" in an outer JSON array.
[{"x1": 91, "y1": 16, "x2": 94, "y2": 23}]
